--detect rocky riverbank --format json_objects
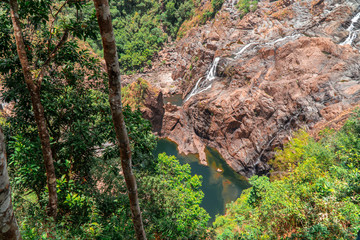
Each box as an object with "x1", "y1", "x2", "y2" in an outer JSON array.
[{"x1": 128, "y1": 0, "x2": 360, "y2": 177}]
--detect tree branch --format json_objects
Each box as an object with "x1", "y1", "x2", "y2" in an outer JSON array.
[
  {"x1": 47, "y1": 0, "x2": 71, "y2": 54},
  {"x1": 37, "y1": 29, "x2": 69, "y2": 86},
  {"x1": 44, "y1": 29, "x2": 69, "y2": 67}
]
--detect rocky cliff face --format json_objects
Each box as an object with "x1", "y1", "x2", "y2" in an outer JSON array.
[{"x1": 135, "y1": 0, "x2": 360, "y2": 177}]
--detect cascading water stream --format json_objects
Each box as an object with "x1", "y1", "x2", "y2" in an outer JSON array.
[
  {"x1": 205, "y1": 57, "x2": 220, "y2": 81},
  {"x1": 266, "y1": 33, "x2": 302, "y2": 46},
  {"x1": 184, "y1": 57, "x2": 220, "y2": 102},
  {"x1": 185, "y1": 33, "x2": 302, "y2": 103},
  {"x1": 184, "y1": 77, "x2": 203, "y2": 102},
  {"x1": 340, "y1": 11, "x2": 360, "y2": 46},
  {"x1": 235, "y1": 33, "x2": 301, "y2": 59},
  {"x1": 235, "y1": 43, "x2": 257, "y2": 59}
]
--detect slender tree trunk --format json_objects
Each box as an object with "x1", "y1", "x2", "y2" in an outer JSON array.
[
  {"x1": 92, "y1": 1, "x2": 147, "y2": 239},
  {"x1": 0, "y1": 127, "x2": 22, "y2": 240},
  {"x1": 9, "y1": 0, "x2": 57, "y2": 219}
]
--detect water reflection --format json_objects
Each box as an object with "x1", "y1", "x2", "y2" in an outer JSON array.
[{"x1": 154, "y1": 139, "x2": 251, "y2": 223}]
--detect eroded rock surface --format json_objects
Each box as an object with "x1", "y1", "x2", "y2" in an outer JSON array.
[{"x1": 129, "y1": 0, "x2": 360, "y2": 177}]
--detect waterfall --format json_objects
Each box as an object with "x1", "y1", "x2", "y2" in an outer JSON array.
[
  {"x1": 205, "y1": 57, "x2": 220, "y2": 82},
  {"x1": 266, "y1": 33, "x2": 301, "y2": 46},
  {"x1": 184, "y1": 33, "x2": 302, "y2": 103},
  {"x1": 340, "y1": 11, "x2": 360, "y2": 46},
  {"x1": 235, "y1": 34, "x2": 301, "y2": 59},
  {"x1": 184, "y1": 77, "x2": 203, "y2": 102},
  {"x1": 235, "y1": 43, "x2": 257, "y2": 59},
  {"x1": 184, "y1": 57, "x2": 220, "y2": 102}
]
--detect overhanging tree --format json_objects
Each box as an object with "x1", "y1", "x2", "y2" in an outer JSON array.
[
  {"x1": 6, "y1": 0, "x2": 99, "y2": 220},
  {"x1": 9, "y1": 0, "x2": 58, "y2": 219}
]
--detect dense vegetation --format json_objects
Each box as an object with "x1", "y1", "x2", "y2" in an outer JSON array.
[
  {"x1": 237, "y1": 0, "x2": 258, "y2": 18},
  {"x1": 0, "y1": 0, "x2": 210, "y2": 238},
  {"x1": 2, "y1": 0, "x2": 360, "y2": 239},
  {"x1": 1, "y1": 29, "x2": 210, "y2": 239},
  {"x1": 121, "y1": 78, "x2": 158, "y2": 109},
  {"x1": 87, "y1": 0, "x2": 197, "y2": 73},
  {"x1": 214, "y1": 113, "x2": 360, "y2": 239},
  {"x1": 87, "y1": 0, "x2": 228, "y2": 73}
]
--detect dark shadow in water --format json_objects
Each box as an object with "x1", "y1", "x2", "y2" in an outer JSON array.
[
  {"x1": 163, "y1": 94, "x2": 183, "y2": 106},
  {"x1": 153, "y1": 138, "x2": 251, "y2": 223}
]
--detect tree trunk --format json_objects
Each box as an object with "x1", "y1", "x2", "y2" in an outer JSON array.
[
  {"x1": 0, "y1": 127, "x2": 22, "y2": 240},
  {"x1": 92, "y1": 1, "x2": 147, "y2": 239},
  {"x1": 9, "y1": 0, "x2": 58, "y2": 219}
]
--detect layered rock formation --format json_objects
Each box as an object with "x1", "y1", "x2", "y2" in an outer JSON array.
[{"x1": 133, "y1": 0, "x2": 360, "y2": 177}]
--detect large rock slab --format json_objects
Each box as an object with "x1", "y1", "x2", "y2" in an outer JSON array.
[{"x1": 161, "y1": 0, "x2": 360, "y2": 177}]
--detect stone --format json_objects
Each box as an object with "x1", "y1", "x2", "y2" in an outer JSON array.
[{"x1": 124, "y1": 0, "x2": 360, "y2": 177}]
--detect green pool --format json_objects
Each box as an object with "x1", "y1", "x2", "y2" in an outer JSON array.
[{"x1": 154, "y1": 138, "x2": 251, "y2": 223}]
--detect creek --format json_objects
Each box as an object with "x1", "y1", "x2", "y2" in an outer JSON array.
[{"x1": 154, "y1": 138, "x2": 251, "y2": 223}]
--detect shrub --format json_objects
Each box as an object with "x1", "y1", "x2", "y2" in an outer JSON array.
[
  {"x1": 237, "y1": 0, "x2": 258, "y2": 18},
  {"x1": 213, "y1": 111, "x2": 360, "y2": 239}
]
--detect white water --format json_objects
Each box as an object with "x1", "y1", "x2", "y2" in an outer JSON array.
[
  {"x1": 185, "y1": 33, "x2": 302, "y2": 102},
  {"x1": 184, "y1": 77, "x2": 203, "y2": 102},
  {"x1": 206, "y1": 57, "x2": 220, "y2": 81},
  {"x1": 184, "y1": 57, "x2": 220, "y2": 102},
  {"x1": 235, "y1": 43, "x2": 257, "y2": 59},
  {"x1": 340, "y1": 11, "x2": 360, "y2": 46},
  {"x1": 266, "y1": 33, "x2": 301, "y2": 46},
  {"x1": 235, "y1": 33, "x2": 301, "y2": 59}
]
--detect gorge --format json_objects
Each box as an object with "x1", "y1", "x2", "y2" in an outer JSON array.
[
  {"x1": 2, "y1": 0, "x2": 360, "y2": 238},
  {"x1": 135, "y1": 0, "x2": 360, "y2": 178},
  {"x1": 3, "y1": 0, "x2": 360, "y2": 238}
]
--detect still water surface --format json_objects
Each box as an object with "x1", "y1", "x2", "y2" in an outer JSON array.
[
  {"x1": 163, "y1": 94, "x2": 183, "y2": 106},
  {"x1": 154, "y1": 139, "x2": 251, "y2": 223}
]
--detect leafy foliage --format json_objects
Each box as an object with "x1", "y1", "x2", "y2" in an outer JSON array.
[
  {"x1": 237, "y1": 0, "x2": 258, "y2": 18},
  {"x1": 13, "y1": 150, "x2": 210, "y2": 239},
  {"x1": 121, "y1": 78, "x2": 151, "y2": 109},
  {"x1": 269, "y1": 130, "x2": 310, "y2": 178},
  {"x1": 87, "y1": 0, "x2": 195, "y2": 73},
  {"x1": 1, "y1": 1, "x2": 209, "y2": 238},
  {"x1": 201, "y1": 0, "x2": 224, "y2": 23},
  {"x1": 213, "y1": 112, "x2": 360, "y2": 239},
  {"x1": 143, "y1": 153, "x2": 210, "y2": 239},
  {"x1": 90, "y1": 153, "x2": 210, "y2": 239},
  {"x1": 212, "y1": 0, "x2": 225, "y2": 14}
]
